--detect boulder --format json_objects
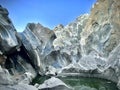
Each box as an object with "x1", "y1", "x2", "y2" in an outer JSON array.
[
  {"x1": 0, "y1": 0, "x2": 120, "y2": 89},
  {"x1": 0, "y1": 5, "x2": 21, "y2": 55},
  {"x1": 20, "y1": 23, "x2": 56, "y2": 74},
  {"x1": 38, "y1": 77, "x2": 73, "y2": 90},
  {"x1": 0, "y1": 65, "x2": 14, "y2": 85},
  {"x1": 0, "y1": 5, "x2": 36, "y2": 86}
]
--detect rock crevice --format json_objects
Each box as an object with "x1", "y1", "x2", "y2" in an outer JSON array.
[{"x1": 0, "y1": 0, "x2": 120, "y2": 89}]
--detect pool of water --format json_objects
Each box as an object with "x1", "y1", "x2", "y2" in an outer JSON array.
[{"x1": 31, "y1": 76, "x2": 119, "y2": 90}]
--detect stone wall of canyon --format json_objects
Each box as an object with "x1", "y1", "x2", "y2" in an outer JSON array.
[{"x1": 0, "y1": 0, "x2": 120, "y2": 89}]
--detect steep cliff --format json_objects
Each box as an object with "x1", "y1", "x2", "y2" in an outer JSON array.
[
  {"x1": 81, "y1": 0, "x2": 120, "y2": 57},
  {"x1": 52, "y1": 0, "x2": 120, "y2": 88},
  {"x1": 20, "y1": 23, "x2": 56, "y2": 74},
  {"x1": 0, "y1": 5, "x2": 37, "y2": 90},
  {"x1": 0, "y1": 0, "x2": 120, "y2": 89},
  {"x1": 52, "y1": 0, "x2": 120, "y2": 86}
]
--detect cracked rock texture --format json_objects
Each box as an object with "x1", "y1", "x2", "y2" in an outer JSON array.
[
  {"x1": 81, "y1": 0, "x2": 120, "y2": 57},
  {"x1": 0, "y1": 5, "x2": 20, "y2": 54},
  {"x1": 53, "y1": 0, "x2": 120, "y2": 88},
  {"x1": 0, "y1": 5, "x2": 37, "y2": 90},
  {"x1": 0, "y1": 0, "x2": 120, "y2": 90},
  {"x1": 20, "y1": 23, "x2": 56, "y2": 74}
]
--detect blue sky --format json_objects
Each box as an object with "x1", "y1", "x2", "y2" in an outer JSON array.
[{"x1": 0, "y1": 0, "x2": 96, "y2": 32}]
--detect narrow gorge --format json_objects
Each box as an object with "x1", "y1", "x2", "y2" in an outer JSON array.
[{"x1": 0, "y1": 0, "x2": 120, "y2": 90}]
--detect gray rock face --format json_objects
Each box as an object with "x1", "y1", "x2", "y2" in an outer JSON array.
[
  {"x1": 20, "y1": 23, "x2": 56, "y2": 74},
  {"x1": 0, "y1": 5, "x2": 37, "y2": 90},
  {"x1": 4, "y1": 48, "x2": 37, "y2": 85},
  {"x1": 18, "y1": 1, "x2": 120, "y2": 89},
  {"x1": 53, "y1": 15, "x2": 89, "y2": 63},
  {"x1": 81, "y1": 0, "x2": 120, "y2": 57},
  {"x1": 0, "y1": 66, "x2": 14, "y2": 85},
  {"x1": 0, "y1": 5, "x2": 20, "y2": 55},
  {"x1": 0, "y1": 0, "x2": 120, "y2": 89},
  {"x1": 52, "y1": 0, "x2": 120, "y2": 88}
]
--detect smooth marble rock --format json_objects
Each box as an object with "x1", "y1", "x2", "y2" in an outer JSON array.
[
  {"x1": 0, "y1": 0, "x2": 120, "y2": 89},
  {"x1": 0, "y1": 65, "x2": 14, "y2": 85},
  {"x1": 0, "y1": 5, "x2": 21, "y2": 55},
  {"x1": 20, "y1": 23, "x2": 56, "y2": 74},
  {"x1": 38, "y1": 77, "x2": 73, "y2": 90},
  {"x1": 0, "y1": 5, "x2": 36, "y2": 86}
]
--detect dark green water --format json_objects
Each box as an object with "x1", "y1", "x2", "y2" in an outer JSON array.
[{"x1": 32, "y1": 76, "x2": 119, "y2": 90}]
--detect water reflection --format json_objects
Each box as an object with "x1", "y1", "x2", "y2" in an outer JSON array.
[
  {"x1": 32, "y1": 76, "x2": 119, "y2": 90},
  {"x1": 75, "y1": 85, "x2": 97, "y2": 90},
  {"x1": 60, "y1": 77, "x2": 119, "y2": 90}
]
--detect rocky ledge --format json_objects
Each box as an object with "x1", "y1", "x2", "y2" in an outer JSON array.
[{"x1": 0, "y1": 0, "x2": 120, "y2": 89}]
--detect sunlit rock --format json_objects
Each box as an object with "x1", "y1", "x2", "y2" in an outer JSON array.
[
  {"x1": 0, "y1": 5, "x2": 21, "y2": 55},
  {"x1": 38, "y1": 77, "x2": 73, "y2": 90},
  {"x1": 20, "y1": 23, "x2": 56, "y2": 74},
  {"x1": 0, "y1": 5, "x2": 37, "y2": 89},
  {"x1": 0, "y1": 0, "x2": 120, "y2": 89},
  {"x1": 53, "y1": 14, "x2": 89, "y2": 57},
  {"x1": 81, "y1": 0, "x2": 120, "y2": 57}
]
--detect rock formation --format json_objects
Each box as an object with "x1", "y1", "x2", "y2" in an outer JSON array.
[
  {"x1": 81, "y1": 0, "x2": 120, "y2": 57},
  {"x1": 0, "y1": 5, "x2": 20, "y2": 55},
  {"x1": 20, "y1": 23, "x2": 56, "y2": 74},
  {"x1": 53, "y1": 0, "x2": 120, "y2": 83},
  {"x1": 0, "y1": 5, "x2": 37, "y2": 90},
  {"x1": 37, "y1": 77, "x2": 73, "y2": 90},
  {"x1": 0, "y1": 0, "x2": 120, "y2": 89}
]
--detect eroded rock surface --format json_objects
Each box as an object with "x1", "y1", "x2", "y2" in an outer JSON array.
[
  {"x1": 0, "y1": 5, "x2": 20, "y2": 55},
  {"x1": 81, "y1": 0, "x2": 120, "y2": 57},
  {"x1": 0, "y1": 0, "x2": 120, "y2": 89},
  {"x1": 38, "y1": 77, "x2": 73, "y2": 90},
  {"x1": 20, "y1": 23, "x2": 56, "y2": 74},
  {"x1": 0, "y1": 5, "x2": 37, "y2": 90},
  {"x1": 53, "y1": 0, "x2": 120, "y2": 88}
]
